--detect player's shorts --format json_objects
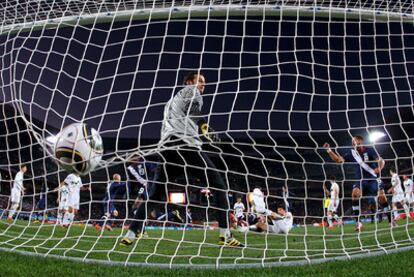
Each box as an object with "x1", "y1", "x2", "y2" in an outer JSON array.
[
  {"x1": 236, "y1": 215, "x2": 245, "y2": 222},
  {"x1": 405, "y1": 193, "x2": 414, "y2": 204},
  {"x1": 59, "y1": 195, "x2": 70, "y2": 210},
  {"x1": 11, "y1": 188, "x2": 21, "y2": 203},
  {"x1": 268, "y1": 221, "x2": 292, "y2": 234},
  {"x1": 69, "y1": 193, "x2": 80, "y2": 210},
  {"x1": 327, "y1": 200, "x2": 339, "y2": 213},
  {"x1": 136, "y1": 185, "x2": 149, "y2": 200},
  {"x1": 352, "y1": 179, "x2": 379, "y2": 204},
  {"x1": 392, "y1": 193, "x2": 405, "y2": 204}
]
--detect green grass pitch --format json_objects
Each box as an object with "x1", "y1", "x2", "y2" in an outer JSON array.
[{"x1": 0, "y1": 218, "x2": 414, "y2": 275}]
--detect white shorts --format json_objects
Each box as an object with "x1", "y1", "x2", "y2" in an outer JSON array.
[
  {"x1": 268, "y1": 221, "x2": 292, "y2": 234},
  {"x1": 69, "y1": 193, "x2": 80, "y2": 210},
  {"x1": 405, "y1": 193, "x2": 414, "y2": 204},
  {"x1": 392, "y1": 193, "x2": 405, "y2": 204},
  {"x1": 327, "y1": 200, "x2": 339, "y2": 213},
  {"x1": 11, "y1": 188, "x2": 21, "y2": 203},
  {"x1": 59, "y1": 194, "x2": 70, "y2": 210}
]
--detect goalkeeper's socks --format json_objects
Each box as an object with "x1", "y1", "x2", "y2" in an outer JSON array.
[
  {"x1": 219, "y1": 228, "x2": 231, "y2": 239},
  {"x1": 403, "y1": 204, "x2": 411, "y2": 218}
]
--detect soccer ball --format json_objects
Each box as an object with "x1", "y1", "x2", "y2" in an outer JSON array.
[{"x1": 54, "y1": 123, "x2": 104, "y2": 175}]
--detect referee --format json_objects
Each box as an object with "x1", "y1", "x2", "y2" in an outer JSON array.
[{"x1": 120, "y1": 72, "x2": 242, "y2": 247}]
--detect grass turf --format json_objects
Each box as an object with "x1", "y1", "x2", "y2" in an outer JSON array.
[
  {"x1": 0, "y1": 218, "x2": 414, "y2": 271},
  {"x1": 1, "y1": 246, "x2": 414, "y2": 276}
]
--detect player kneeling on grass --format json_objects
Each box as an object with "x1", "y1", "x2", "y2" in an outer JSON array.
[
  {"x1": 253, "y1": 206, "x2": 293, "y2": 235},
  {"x1": 388, "y1": 168, "x2": 411, "y2": 222}
]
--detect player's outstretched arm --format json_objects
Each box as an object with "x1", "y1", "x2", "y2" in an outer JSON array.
[{"x1": 323, "y1": 143, "x2": 344, "y2": 163}]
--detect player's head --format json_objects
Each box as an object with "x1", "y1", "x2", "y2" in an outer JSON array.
[
  {"x1": 112, "y1": 209, "x2": 119, "y2": 217},
  {"x1": 277, "y1": 206, "x2": 287, "y2": 216},
  {"x1": 389, "y1": 166, "x2": 396, "y2": 175},
  {"x1": 236, "y1": 195, "x2": 242, "y2": 202},
  {"x1": 352, "y1": 135, "x2": 364, "y2": 147},
  {"x1": 184, "y1": 72, "x2": 205, "y2": 94},
  {"x1": 20, "y1": 165, "x2": 27, "y2": 173},
  {"x1": 403, "y1": 175, "x2": 409, "y2": 180},
  {"x1": 329, "y1": 175, "x2": 336, "y2": 182},
  {"x1": 113, "y1": 174, "x2": 121, "y2": 182}
]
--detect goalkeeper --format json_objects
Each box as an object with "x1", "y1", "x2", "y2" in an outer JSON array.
[{"x1": 121, "y1": 72, "x2": 242, "y2": 247}]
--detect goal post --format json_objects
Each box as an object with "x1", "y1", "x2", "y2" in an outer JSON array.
[{"x1": 1, "y1": 0, "x2": 414, "y2": 268}]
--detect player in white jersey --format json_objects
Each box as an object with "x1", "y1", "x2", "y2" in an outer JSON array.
[
  {"x1": 403, "y1": 175, "x2": 414, "y2": 213},
  {"x1": 255, "y1": 206, "x2": 293, "y2": 234},
  {"x1": 55, "y1": 181, "x2": 70, "y2": 225},
  {"x1": 233, "y1": 195, "x2": 248, "y2": 231},
  {"x1": 56, "y1": 173, "x2": 89, "y2": 226},
  {"x1": 7, "y1": 165, "x2": 27, "y2": 222},
  {"x1": 388, "y1": 168, "x2": 411, "y2": 221},
  {"x1": 326, "y1": 176, "x2": 341, "y2": 229}
]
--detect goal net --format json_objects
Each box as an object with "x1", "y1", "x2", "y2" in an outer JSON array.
[{"x1": 1, "y1": 0, "x2": 414, "y2": 268}]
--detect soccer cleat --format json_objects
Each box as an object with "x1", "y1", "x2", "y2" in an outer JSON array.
[
  {"x1": 94, "y1": 224, "x2": 102, "y2": 231},
  {"x1": 218, "y1": 236, "x2": 244, "y2": 247},
  {"x1": 136, "y1": 231, "x2": 148, "y2": 239},
  {"x1": 328, "y1": 225, "x2": 334, "y2": 230},
  {"x1": 6, "y1": 217, "x2": 13, "y2": 223},
  {"x1": 119, "y1": 238, "x2": 133, "y2": 246}
]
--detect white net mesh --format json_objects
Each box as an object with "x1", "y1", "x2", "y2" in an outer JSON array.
[{"x1": 1, "y1": 0, "x2": 414, "y2": 268}]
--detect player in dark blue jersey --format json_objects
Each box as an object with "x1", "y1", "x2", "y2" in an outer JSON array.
[
  {"x1": 127, "y1": 157, "x2": 156, "y2": 210},
  {"x1": 324, "y1": 135, "x2": 385, "y2": 231},
  {"x1": 95, "y1": 174, "x2": 126, "y2": 231},
  {"x1": 33, "y1": 183, "x2": 48, "y2": 223}
]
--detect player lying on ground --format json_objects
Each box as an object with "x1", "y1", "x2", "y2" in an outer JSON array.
[
  {"x1": 388, "y1": 168, "x2": 411, "y2": 221},
  {"x1": 324, "y1": 135, "x2": 385, "y2": 231},
  {"x1": 120, "y1": 72, "x2": 243, "y2": 247},
  {"x1": 251, "y1": 206, "x2": 293, "y2": 235},
  {"x1": 7, "y1": 165, "x2": 27, "y2": 222}
]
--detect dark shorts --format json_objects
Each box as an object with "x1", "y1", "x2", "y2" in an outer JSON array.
[{"x1": 353, "y1": 179, "x2": 380, "y2": 204}]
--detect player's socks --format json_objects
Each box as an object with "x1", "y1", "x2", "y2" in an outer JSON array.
[
  {"x1": 393, "y1": 209, "x2": 399, "y2": 219},
  {"x1": 403, "y1": 204, "x2": 410, "y2": 218},
  {"x1": 219, "y1": 228, "x2": 231, "y2": 238},
  {"x1": 327, "y1": 215, "x2": 333, "y2": 227},
  {"x1": 69, "y1": 213, "x2": 75, "y2": 224},
  {"x1": 62, "y1": 212, "x2": 71, "y2": 226},
  {"x1": 249, "y1": 225, "x2": 258, "y2": 231},
  {"x1": 352, "y1": 200, "x2": 360, "y2": 222},
  {"x1": 369, "y1": 207, "x2": 376, "y2": 223},
  {"x1": 383, "y1": 206, "x2": 392, "y2": 223}
]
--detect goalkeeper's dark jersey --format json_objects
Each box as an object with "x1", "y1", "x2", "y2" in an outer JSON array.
[{"x1": 160, "y1": 85, "x2": 203, "y2": 149}]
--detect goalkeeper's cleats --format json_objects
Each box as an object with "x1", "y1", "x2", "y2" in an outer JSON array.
[
  {"x1": 218, "y1": 235, "x2": 244, "y2": 247},
  {"x1": 104, "y1": 224, "x2": 113, "y2": 232},
  {"x1": 136, "y1": 231, "x2": 148, "y2": 239},
  {"x1": 119, "y1": 238, "x2": 133, "y2": 246}
]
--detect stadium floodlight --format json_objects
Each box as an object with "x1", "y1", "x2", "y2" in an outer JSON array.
[{"x1": 369, "y1": 131, "x2": 386, "y2": 142}]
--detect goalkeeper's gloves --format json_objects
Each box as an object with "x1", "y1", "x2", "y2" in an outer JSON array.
[{"x1": 198, "y1": 120, "x2": 220, "y2": 142}]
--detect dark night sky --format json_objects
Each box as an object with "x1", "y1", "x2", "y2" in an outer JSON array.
[{"x1": 1, "y1": 13, "x2": 414, "y2": 169}]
